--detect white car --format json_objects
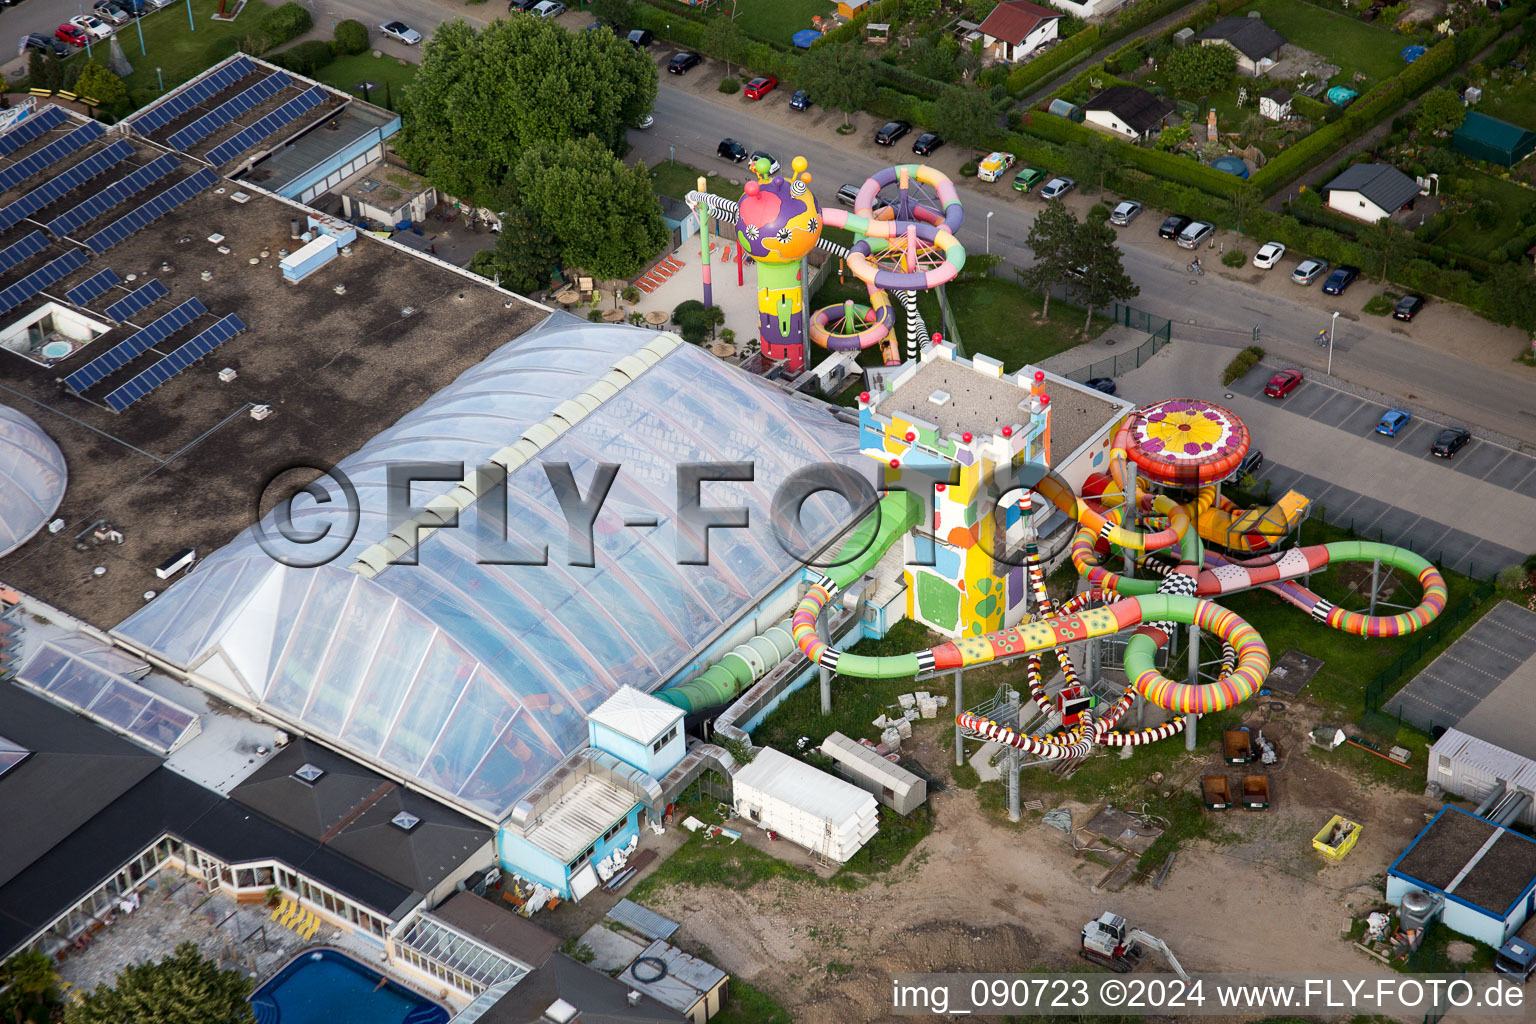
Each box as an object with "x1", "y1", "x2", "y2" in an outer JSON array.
[
  {"x1": 635, "y1": 114, "x2": 655, "y2": 129},
  {"x1": 750, "y1": 151, "x2": 781, "y2": 174},
  {"x1": 379, "y1": 21, "x2": 423, "y2": 45},
  {"x1": 145, "y1": 0, "x2": 175, "y2": 8},
  {"x1": 532, "y1": 0, "x2": 567, "y2": 16},
  {"x1": 70, "y1": 15, "x2": 113, "y2": 40},
  {"x1": 1253, "y1": 241, "x2": 1286, "y2": 269}
]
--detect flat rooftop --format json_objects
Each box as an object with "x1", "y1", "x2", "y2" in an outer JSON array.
[
  {"x1": 520, "y1": 773, "x2": 638, "y2": 862},
  {"x1": 0, "y1": 110, "x2": 546, "y2": 627},
  {"x1": 238, "y1": 103, "x2": 394, "y2": 192},
  {"x1": 1394, "y1": 807, "x2": 1536, "y2": 916}
]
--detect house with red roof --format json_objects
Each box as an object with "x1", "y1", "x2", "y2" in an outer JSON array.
[{"x1": 977, "y1": 1, "x2": 1064, "y2": 63}]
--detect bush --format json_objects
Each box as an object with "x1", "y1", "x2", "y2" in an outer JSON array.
[
  {"x1": 718, "y1": 77, "x2": 739, "y2": 94},
  {"x1": 1289, "y1": 95, "x2": 1331, "y2": 123},
  {"x1": 203, "y1": 35, "x2": 241, "y2": 67},
  {"x1": 1222, "y1": 248, "x2": 1245, "y2": 268},
  {"x1": 1222, "y1": 345, "x2": 1265, "y2": 386},
  {"x1": 268, "y1": 40, "x2": 335, "y2": 76},
  {"x1": 1005, "y1": 26, "x2": 1099, "y2": 97},
  {"x1": 672, "y1": 299, "x2": 709, "y2": 343},
  {"x1": 258, "y1": 2, "x2": 313, "y2": 48},
  {"x1": 333, "y1": 20, "x2": 369, "y2": 56}
]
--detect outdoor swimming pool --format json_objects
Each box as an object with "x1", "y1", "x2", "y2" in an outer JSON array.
[{"x1": 250, "y1": 949, "x2": 448, "y2": 1024}]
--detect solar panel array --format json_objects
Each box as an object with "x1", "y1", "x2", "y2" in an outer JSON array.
[
  {"x1": 0, "y1": 123, "x2": 107, "y2": 192},
  {"x1": 0, "y1": 107, "x2": 68, "y2": 158},
  {"x1": 0, "y1": 248, "x2": 88, "y2": 317},
  {"x1": 65, "y1": 268, "x2": 120, "y2": 306},
  {"x1": 103, "y1": 314, "x2": 246, "y2": 413},
  {"x1": 129, "y1": 57, "x2": 257, "y2": 135},
  {"x1": 205, "y1": 87, "x2": 330, "y2": 166},
  {"x1": 0, "y1": 231, "x2": 49, "y2": 274},
  {"x1": 0, "y1": 140, "x2": 134, "y2": 233},
  {"x1": 166, "y1": 72, "x2": 292, "y2": 151},
  {"x1": 64, "y1": 297, "x2": 207, "y2": 393},
  {"x1": 82, "y1": 168, "x2": 220, "y2": 254},
  {"x1": 47, "y1": 153, "x2": 181, "y2": 238},
  {"x1": 102, "y1": 279, "x2": 168, "y2": 322}
]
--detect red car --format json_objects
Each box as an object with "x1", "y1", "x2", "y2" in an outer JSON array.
[
  {"x1": 56, "y1": 25, "x2": 90, "y2": 47},
  {"x1": 743, "y1": 75, "x2": 777, "y2": 100},
  {"x1": 1263, "y1": 368, "x2": 1303, "y2": 398}
]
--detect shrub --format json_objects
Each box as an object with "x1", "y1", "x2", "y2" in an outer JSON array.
[
  {"x1": 1221, "y1": 249, "x2": 1245, "y2": 268},
  {"x1": 718, "y1": 77, "x2": 740, "y2": 94},
  {"x1": 203, "y1": 35, "x2": 241, "y2": 68},
  {"x1": 333, "y1": 20, "x2": 369, "y2": 56},
  {"x1": 1222, "y1": 345, "x2": 1265, "y2": 386},
  {"x1": 268, "y1": 40, "x2": 335, "y2": 76},
  {"x1": 1005, "y1": 26, "x2": 1099, "y2": 96},
  {"x1": 258, "y1": 2, "x2": 313, "y2": 48}
]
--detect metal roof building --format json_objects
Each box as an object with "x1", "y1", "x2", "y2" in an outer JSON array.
[
  {"x1": 1453, "y1": 112, "x2": 1536, "y2": 168},
  {"x1": 819, "y1": 731, "x2": 927, "y2": 815},
  {"x1": 618, "y1": 939, "x2": 729, "y2": 1024}
]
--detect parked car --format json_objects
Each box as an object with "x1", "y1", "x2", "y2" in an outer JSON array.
[
  {"x1": 1158, "y1": 214, "x2": 1192, "y2": 240},
  {"x1": 93, "y1": 2, "x2": 131, "y2": 24},
  {"x1": 1176, "y1": 220, "x2": 1214, "y2": 249},
  {"x1": 836, "y1": 183, "x2": 890, "y2": 212},
  {"x1": 1109, "y1": 200, "x2": 1142, "y2": 226},
  {"x1": 634, "y1": 113, "x2": 654, "y2": 129},
  {"x1": 790, "y1": 90, "x2": 812, "y2": 111},
  {"x1": 508, "y1": 0, "x2": 541, "y2": 10},
  {"x1": 55, "y1": 25, "x2": 90, "y2": 47},
  {"x1": 977, "y1": 151, "x2": 1015, "y2": 182},
  {"x1": 1012, "y1": 167, "x2": 1047, "y2": 193},
  {"x1": 1234, "y1": 449, "x2": 1264, "y2": 479},
  {"x1": 1040, "y1": 176, "x2": 1076, "y2": 200},
  {"x1": 1291, "y1": 258, "x2": 1329, "y2": 285},
  {"x1": 1321, "y1": 265, "x2": 1360, "y2": 295},
  {"x1": 379, "y1": 21, "x2": 422, "y2": 44},
  {"x1": 1376, "y1": 409, "x2": 1411, "y2": 436},
  {"x1": 743, "y1": 75, "x2": 777, "y2": 100},
  {"x1": 531, "y1": 0, "x2": 566, "y2": 15},
  {"x1": 875, "y1": 120, "x2": 912, "y2": 146},
  {"x1": 667, "y1": 52, "x2": 702, "y2": 75},
  {"x1": 70, "y1": 14, "x2": 113, "y2": 40},
  {"x1": 1393, "y1": 294, "x2": 1426, "y2": 321},
  {"x1": 750, "y1": 151, "x2": 780, "y2": 175},
  {"x1": 912, "y1": 132, "x2": 943, "y2": 156},
  {"x1": 1431, "y1": 426, "x2": 1471, "y2": 458},
  {"x1": 23, "y1": 34, "x2": 69, "y2": 58},
  {"x1": 1085, "y1": 377, "x2": 1117, "y2": 395},
  {"x1": 717, "y1": 138, "x2": 748, "y2": 163},
  {"x1": 1264, "y1": 369, "x2": 1303, "y2": 398},
  {"x1": 1252, "y1": 241, "x2": 1286, "y2": 269},
  {"x1": 627, "y1": 29, "x2": 653, "y2": 47}
]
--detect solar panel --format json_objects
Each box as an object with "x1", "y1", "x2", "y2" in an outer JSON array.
[
  {"x1": 0, "y1": 231, "x2": 49, "y2": 274},
  {"x1": 0, "y1": 123, "x2": 107, "y2": 192},
  {"x1": 205, "y1": 87, "x2": 330, "y2": 166},
  {"x1": 0, "y1": 107, "x2": 68, "y2": 158},
  {"x1": 0, "y1": 248, "x2": 89, "y2": 317},
  {"x1": 81, "y1": 169, "x2": 219, "y2": 254},
  {"x1": 128, "y1": 57, "x2": 257, "y2": 135},
  {"x1": 103, "y1": 314, "x2": 246, "y2": 412},
  {"x1": 0, "y1": 139, "x2": 134, "y2": 232},
  {"x1": 47, "y1": 153, "x2": 181, "y2": 238},
  {"x1": 64, "y1": 297, "x2": 207, "y2": 394},
  {"x1": 166, "y1": 72, "x2": 292, "y2": 151},
  {"x1": 102, "y1": 279, "x2": 168, "y2": 322},
  {"x1": 65, "y1": 268, "x2": 120, "y2": 306}
]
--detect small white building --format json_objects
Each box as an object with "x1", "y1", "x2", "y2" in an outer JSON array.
[
  {"x1": 1323, "y1": 162, "x2": 1421, "y2": 223},
  {"x1": 1082, "y1": 86, "x2": 1174, "y2": 142},
  {"x1": 1195, "y1": 16, "x2": 1286, "y2": 77},
  {"x1": 1259, "y1": 87, "x2": 1293, "y2": 122},
  {"x1": 819, "y1": 731, "x2": 927, "y2": 815},
  {"x1": 977, "y1": 1, "x2": 1062, "y2": 63},
  {"x1": 730, "y1": 747, "x2": 879, "y2": 862},
  {"x1": 618, "y1": 939, "x2": 729, "y2": 1023}
]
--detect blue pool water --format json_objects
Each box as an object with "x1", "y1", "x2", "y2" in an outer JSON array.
[{"x1": 250, "y1": 950, "x2": 448, "y2": 1024}]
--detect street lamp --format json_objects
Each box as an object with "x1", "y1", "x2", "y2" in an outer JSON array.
[
  {"x1": 986, "y1": 210, "x2": 994, "y2": 255},
  {"x1": 1327, "y1": 311, "x2": 1340, "y2": 375}
]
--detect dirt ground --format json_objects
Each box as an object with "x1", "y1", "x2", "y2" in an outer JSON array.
[{"x1": 644, "y1": 699, "x2": 1438, "y2": 1024}]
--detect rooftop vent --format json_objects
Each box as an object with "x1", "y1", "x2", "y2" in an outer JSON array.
[
  {"x1": 293, "y1": 763, "x2": 326, "y2": 785},
  {"x1": 541, "y1": 999, "x2": 580, "y2": 1024},
  {"x1": 390, "y1": 811, "x2": 421, "y2": 832},
  {"x1": 208, "y1": 233, "x2": 225, "y2": 244},
  {"x1": 230, "y1": 191, "x2": 250, "y2": 204},
  {"x1": 928, "y1": 390, "x2": 951, "y2": 406}
]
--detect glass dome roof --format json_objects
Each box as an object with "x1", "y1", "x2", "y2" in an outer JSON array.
[
  {"x1": 115, "y1": 320, "x2": 864, "y2": 820},
  {"x1": 0, "y1": 404, "x2": 67, "y2": 558}
]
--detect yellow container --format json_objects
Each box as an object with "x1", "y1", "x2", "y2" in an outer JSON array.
[{"x1": 1312, "y1": 814, "x2": 1361, "y2": 861}]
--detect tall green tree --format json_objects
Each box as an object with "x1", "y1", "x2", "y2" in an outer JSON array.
[
  {"x1": 1227, "y1": 183, "x2": 1260, "y2": 233},
  {"x1": 470, "y1": 206, "x2": 563, "y2": 294},
  {"x1": 1070, "y1": 216, "x2": 1139, "y2": 333},
  {"x1": 1067, "y1": 135, "x2": 1116, "y2": 194},
  {"x1": 941, "y1": 85, "x2": 1001, "y2": 151},
  {"x1": 1022, "y1": 200, "x2": 1080, "y2": 321},
  {"x1": 514, "y1": 136, "x2": 669, "y2": 280},
  {"x1": 590, "y1": 0, "x2": 632, "y2": 26},
  {"x1": 65, "y1": 943, "x2": 253, "y2": 1024},
  {"x1": 1413, "y1": 87, "x2": 1466, "y2": 135},
  {"x1": 1486, "y1": 263, "x2": 1536, "y2": 332},
  {"x1": 1358, "y1": 220, "x2": 1413, "y2": 283},
  {"x1": 703, "y1": 15, "x2": 749, "y2": 77},
  {"x1": 1162, "y1": 44, "x2": 1237, "y2": 95},
  {"x1": 801, "y1": 42, "x2": 877, "y2": 130},
  {"x1": 397, "y1": 18, "x2": 656, "y2": 206}
]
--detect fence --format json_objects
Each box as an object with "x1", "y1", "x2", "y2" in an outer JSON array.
[
  {"x1": 1060, "y1": 303, "x2": 1171, "y2": 383},
  {"x1": 1361, "y1": 580, "x2": 1496, "y2": 714}
]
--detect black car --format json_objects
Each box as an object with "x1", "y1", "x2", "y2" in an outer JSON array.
[
  {"x1": 1393, "y1": 294, "x2": 1425, "y2": 321},
  {"x1": 627, "y1": 28, "x2": 653, "y2": 47},
  {"x1": 1235, "y1": 449, "x2": 1264, "y2": 480},
  {"x1": 509, "y1": 0, "x2": 540, "y2": 9},
  {"x1": 1321, "y1": 265, "x2": 1360, "y2": 296},
  {"x1": 1085, "y1": 377, "x2": 1116, "y2": 395},
  {"x1": 912, "y1": 132, "x2": 944, "y2": 156},
  {"x1": 24, "y1": 33, "x2": 69, "y2": 58},
  {"x1": 1159, "y1": 214, "x2": 1193, "y2": 240},
  {"x1": 789, "y1": 90, "x2": 811, "y2": 111},
  {"x1": 667, "y1": 52, "x2": 702, "y2": 75},
  {"x1": 717, "y1": 138, "x2": 748, "y2": 163},
  {"x1": 1431, "y1": 427, "x2": 1471, "y2": 458},
  {"x1": 874, "y1": 120, "x2": 911, "y2": 146}
]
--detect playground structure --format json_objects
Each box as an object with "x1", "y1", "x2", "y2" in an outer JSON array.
[{"x1": 689, "y1": 158, "x2": 965, "y2": 374}]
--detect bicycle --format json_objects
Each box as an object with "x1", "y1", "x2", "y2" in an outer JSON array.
[
  {"x1": 1317, "y1": 329, "x2": 1330, "y2": 347},
  {"x1": 1187, "y1": 260, "x2": 1204, "y2": 276}
]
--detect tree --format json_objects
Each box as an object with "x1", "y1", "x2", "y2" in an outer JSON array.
[
  {"x1": 397, "y1": 18, "x2": 656, "y2": 206},
  {"x1": 514, "y1": 135, "x2": 669, "y2": 280},
  {"x1": 1021, "y1": 199, "x2": 1079, "y2": 320},
  {"x1": 941, "y1": 86, "x2": 1000, "y2": 151},
  {"x1": 1358, "y1": 220, "x2": 1413, "y2": 283},
  {"x1": 28, "y1": 51, "x2": 64, "y2": 93},
  {"x1": 333, "y1": 19, "x2": 369, "y2": 56},
  {"x1": 1154, "y1": 124, "x2": 1190, "y2": 151},
  {"x1": 1227, "y1": 183, "x2": 1260, "y2": 233},
  {"x1": 1, "y1": 950, "x2": 60, "y2": 1023},
  {"x1": 672, "y1": 299, "x2": 708, "y2": 343},
  {"x1": 1070, "y1": 216, "x2": 1139, "y2": 333},
  {"x1": 591, "y1": 0, "x2": 632, "y2": 25},
  {"x1": 905, "y1": 0, "x2": 942, "y2": 18},
  {"x1": 470, "y1": 206, "x2": 562, "y2": 294},
  {"x1": 75, "y1": 63, "x2": 128, "y2": 111},
  {"x1": 701, "y1": 304, "x2": 726, "y2": 340},
  {"x1": 66, "y1": 943, "x2": 253, "y2": 1024},
  {"x1": 1413, "y1": 87, "x2": 1466, "y2": 135},
  {"x1": 801, "y1": 42, "x2": 876, "y2": 130},
  {"x1": 703, "y1": 15, "x2": 749, "y2": 77},
  {"x1": 1486, "y1": 263, "x2": 1536, "y2": 332},
  {"x1": 1067, "y1": 135, "x2": 1115, "y2": 194},
  {"x1": 1162, "y1": 44, "x2": 1237, "y2": 95}
]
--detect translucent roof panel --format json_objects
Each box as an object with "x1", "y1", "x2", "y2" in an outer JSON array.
[
  {"x1": 0, "y1": 403, "x2": 67, "y2": 558},
  {"x1": 114, "y1": 320, "x2": 866, "y2": 821},
  {"x1": 0, "y1": 735, "x2": 29, "y2": 781},
  {"x1": 15, "y1": 635, "x2": 199, "y2": 755}
]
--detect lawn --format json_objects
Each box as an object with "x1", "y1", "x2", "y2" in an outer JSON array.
[
  {"x1": 1239, "y1": 0, "x2": 1407, "y2": 87},
  {"x1": 1425, "y1": 169, "x2": 1536, "y2": 261},
  {"x1": 1478, "y1": 72, "x2": 1536, "y2": 132},
  {"x1": 73, "y1": 0, "x2": 277, "y2": 105},
  {"x1": 649, "y1": 160, "x2": 738, "y2": 202},
  {"x1": 310, "y1": 52, "x2": 418, "y2": 107},
  {"x1": 914, "y1": 275, "x2": 1108, "y2": 372},
  {"x1": 658, "y1": 0, "x2": 837, "y2": 49}
]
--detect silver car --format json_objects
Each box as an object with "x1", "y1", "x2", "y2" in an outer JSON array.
[
  {"x1": 1109, "y1": 200, "x2": 1142, "y2": 226},
  {"x1": 1176, "y1": 220, "x2": 1213, "y2": 249},
  {"x1": 532, "y1": 1, "x2": 567, "y2": 16},
  {"x1": 1291, "y1": 257, "x2": 1329, "y2": 285},
  {"x1": 379, "y1": 21, "x2": 423, "y2": 45},
  {"x1": 1040, "y1": 176, "x2": 1077, "y2": 200}
]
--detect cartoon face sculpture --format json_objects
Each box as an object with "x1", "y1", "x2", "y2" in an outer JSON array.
[{"x1": 736, "y1": 156, "x2": 821, "y2": 264}]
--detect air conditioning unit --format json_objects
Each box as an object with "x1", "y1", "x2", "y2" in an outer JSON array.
[{"x1": 219, "y1": 368, "x2": 237, "y2": 382}]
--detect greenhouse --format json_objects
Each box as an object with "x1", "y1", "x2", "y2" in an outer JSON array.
[
  {"x1": 113, "y1": 318, "x2": 864, "y2": 822},
  {"x1": 0, "y1": 404, "x2": 66, "y2": 559}
]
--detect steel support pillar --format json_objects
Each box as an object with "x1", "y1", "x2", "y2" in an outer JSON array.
[
  {"x1": 1006, "y1": 748, "x2": 1021, "y2": 822},
  {"x1": 954, "y1": 669, "x2": 964, "y2": 766},
  {"x1": 1122, "y1": 464, "x2": 1138, "y2": 578},
  {"x1": 1369, "y1": 558, "x2": 1381, "y2": 617},
  {"x1": 816, "y1": 612, "x2": 832, "y2": 715},
  {"x1": 1185, "y1": 712, "x2": 1199, "y2": 751}
]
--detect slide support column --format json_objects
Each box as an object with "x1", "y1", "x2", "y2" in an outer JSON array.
[{"x1": 954, "y1": 669, "x2": 964, "y2": 767}]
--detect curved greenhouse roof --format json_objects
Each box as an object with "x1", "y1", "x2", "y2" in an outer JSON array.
[
  {"x1": 0, "y1": 404, "x2": 66, "y2": 559},
  {"x1": 114, "y1": 318, "x2": 864, "y2": 821}
]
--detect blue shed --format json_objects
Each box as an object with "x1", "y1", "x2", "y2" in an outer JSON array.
[{"x1": 1386, "y1": 806, "x2": 1536, "y2": 949}]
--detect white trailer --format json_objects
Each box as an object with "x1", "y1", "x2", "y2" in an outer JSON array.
[{"x1": 731, "y1": 747, "x2": 879, "y2": 862}]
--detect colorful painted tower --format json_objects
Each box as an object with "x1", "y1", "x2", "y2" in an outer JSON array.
[
  {"x1": 735, "y1": 156, "x2": 822, "y2": 373},
  {"x1": 857, "y1": 343, "x2": 1054, "y2": 638}
]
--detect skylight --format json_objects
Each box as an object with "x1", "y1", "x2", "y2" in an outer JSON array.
[
  {"x1": 0, "y1": 735, "x2": 29, "y2": 781},
  {"x1": 292, "y1": 763, "x2": 326, "y2": 785}
]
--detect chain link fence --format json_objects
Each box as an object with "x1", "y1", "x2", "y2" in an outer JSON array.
[{"x1": 1061, "y1": 303, "x2": 1172, "y2": 383}]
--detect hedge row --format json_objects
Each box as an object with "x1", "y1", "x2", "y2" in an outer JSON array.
[
  {"x1": 1024, "y1": 112, "x2": 1239, "y2": 194},
  {"x1": 625, "y1": 4, "x2": 801, "y2": 84},
  {"x1": 876, "y1": 61, "x2": 951, "y2": 100},
  {"x1": 1004, "y1": 27, "x2": 1101, "y2": 97}
]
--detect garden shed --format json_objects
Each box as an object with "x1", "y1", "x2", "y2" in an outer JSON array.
[
  {"x1": 1453, "y1": 112, "x2": 1536, "y2": 168},
  {"x1": 730, "y1": 747, "x2": 879, "y2": 862}
]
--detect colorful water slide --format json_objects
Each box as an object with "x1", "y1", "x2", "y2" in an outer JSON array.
[{"x1": 1195, "y1": 489, "x2": 1312, "y2": 554}]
